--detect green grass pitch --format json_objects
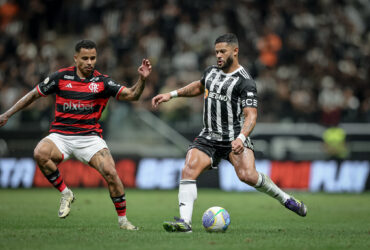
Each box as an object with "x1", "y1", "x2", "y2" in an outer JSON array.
[{"x1": 0, "y1": 189, "x2": 369, "y2": 250}]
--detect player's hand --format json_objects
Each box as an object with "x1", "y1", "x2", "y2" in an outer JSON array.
[
  {"x1": 0, "y1": 114, "x2": 9, "y2": 127},
  {"x1": 138, "y1": 59, "x2": 152, "y2": 80},
  {"x1": 152, "y1": 93, "x2": 171, "y2": 108},
  {"x1": 231, "y1": 138, "x2": 244, "y2": 155}
]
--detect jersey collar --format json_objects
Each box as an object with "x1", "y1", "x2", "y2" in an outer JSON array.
[{"x1": 219, "y1": 65, "x2": 243, "y2": 76}]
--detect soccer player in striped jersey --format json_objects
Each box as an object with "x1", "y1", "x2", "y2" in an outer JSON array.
[
  {"x1": 0, "y1": 40, "x2": 152, "y2": 230},
  {"x1": 152, "y1": 33, "x2": 307, "y2": 233}
]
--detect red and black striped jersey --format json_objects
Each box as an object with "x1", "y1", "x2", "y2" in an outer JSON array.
[{"x1": 36, "y1": 66, "x2": 125, "y2": 137}]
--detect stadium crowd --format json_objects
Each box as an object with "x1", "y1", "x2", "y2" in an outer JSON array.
[{"x1": 0, "y1": 0, "x2": 369, "y2": 131}]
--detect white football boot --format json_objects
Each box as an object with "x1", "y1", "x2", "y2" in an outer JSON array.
[
  {"x1": 118, "y1": 217, "x2": 139, "y2": 230},
  {"x1": 58, "y1": 189, "x2": 75, "y2": 218}
]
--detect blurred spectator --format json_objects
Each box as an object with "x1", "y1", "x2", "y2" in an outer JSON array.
[
  {"x1": 0, "y1": 0, "x2": 18, "y2": 30},
  {"x1": 257, "y1": 28, "x2": 282, "y2": 67},
  {"x1": 318, "y1": 76, "x2": 344, "y2": 126},
  {"x1": 322, "y1": 127, "x2": 349, "y2": 159}
]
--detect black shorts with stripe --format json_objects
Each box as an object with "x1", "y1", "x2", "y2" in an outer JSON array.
[{"x1": 187, "y1": 136, "x2": 254, "y2": 169}]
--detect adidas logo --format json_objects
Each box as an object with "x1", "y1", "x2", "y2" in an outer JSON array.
[{"x1": 66, "y1": 83, "x2": 73, "y2": 88}]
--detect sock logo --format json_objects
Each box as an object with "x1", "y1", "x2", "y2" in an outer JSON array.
[{"x1": 179, "y1": 202, "x2": 186, "y2": 207}]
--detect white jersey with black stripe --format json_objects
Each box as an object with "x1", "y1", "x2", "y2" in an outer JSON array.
[{"x1": 199, "y1": 65, "x2": 258, "y2": 142}]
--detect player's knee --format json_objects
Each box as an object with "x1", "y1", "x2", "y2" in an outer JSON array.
[
  {"x1": 33, "y1": 146, "x2": 51, "y2": 165},
  {"x1": 237, "y1": 169, "x2": 258, "y2": 186},
  {"x1": 182, "y1": 163, "x2": 198, "y2": 179}
]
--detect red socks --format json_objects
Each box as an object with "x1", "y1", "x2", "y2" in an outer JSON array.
[
  {"x1": 111, "y1": 195, "x2": 126, "y2": 216},
  {"x1": 45, "y1": 169, "x2": 66, "y2": 192}
]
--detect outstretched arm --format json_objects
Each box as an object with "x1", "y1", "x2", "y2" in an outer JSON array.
[
  {"x1": 0, "y1": 88, "x2": 41, "y2": 127},
  {"x1": 151, "y1": 80, "x2": 205, "y2": 108},
  {"x1": 231, "y1": 107, "x2": 257, "y2": 154},
  {"x1": 118, "y1": 59, "x2": 152, "y2": 101}
]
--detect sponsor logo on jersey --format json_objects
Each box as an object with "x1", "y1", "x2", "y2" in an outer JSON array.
[
  {"x1": 66, "y1": 83, "x2": 73, "y2": 88},
  {"x1": 63, "y1": 75, "x2": 74, "y2": 80},
  {"x1": 208, "y1": 91, "x2": 229, "y2": 102},
  {"x1": 88, "y1": 82, "x2": 99, "y2": 93},
  {"x1": 247, "y1": 92, "x2": 254, "y2": 97},
  {"x1": 91, "y1": 77, "x2": 99, "y2": 82},
  {"x1": 44, "y1": 77, "x2": 49, "y2": 84},
  {"x1": 63, "y1": 101, "x2": 94, "y2": 111}
]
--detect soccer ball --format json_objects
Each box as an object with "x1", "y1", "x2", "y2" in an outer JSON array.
[{"x1": 202, "y1": 206, "x2": 230, "y2": 232}]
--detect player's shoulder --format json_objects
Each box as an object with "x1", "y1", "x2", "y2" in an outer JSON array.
[
  {"x1": 58, "y1": 66, "x2": 74, "y2": 73},
  {"x1": 93, "y1": 69, "x2": 109, "y2": 78},
  {"x1": 91, "y1": 69, "x2": 110, "y2": 81},
  {"x1": 235, "y1": 66, "x2": 253, "y2": 80},
  {"x1": 93, "y1": 71, "x2": 122, "y2": 88},
  {"x1": 235, "y1": 66, "x2": 256, "y2": 91},
  {"x1": 53, "y1": 66, "x2": 75, "y2": 80}
]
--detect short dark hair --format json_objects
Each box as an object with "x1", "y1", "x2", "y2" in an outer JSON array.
[
  {"x1": 214, "y1": 33, "x2": 239, "y2": 46},
  {"x1": 75, "y1": 39, "x2": 97, "y2": 52}
]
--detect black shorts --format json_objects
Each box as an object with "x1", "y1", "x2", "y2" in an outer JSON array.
[{"x1": 187, "y1": 136, "x2": 254, "y2": 169}]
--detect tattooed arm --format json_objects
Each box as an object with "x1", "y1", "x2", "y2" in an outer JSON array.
[
  {"x1": 118, "y1": 59, "x2": 152, "y2": 101},
  {"x1": 231, "y1": 107, "x2": 257, "y2": 154},
  {"x1": 118, "y1": 76, "x2": 147, "y2": 101},
  {"x1": 0, "y1": 88, "x2": 41, "y2": 127},
  {"x1": 151, "y1": 80, "x2": 204, "y2": 108},
  {"x1": 176, "y1": 80, "x2": 205, "y2": 97}
]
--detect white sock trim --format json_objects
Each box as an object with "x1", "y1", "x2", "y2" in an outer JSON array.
[
  {"x1": 118, "y1": 216, "x2": 127, "y2": 222},
  {"x1": 61, "y1": 187, "x2": 70, "y2": 195},
  {"x1": 254, "y1": 172, "x2": 263, "y2": 187}
]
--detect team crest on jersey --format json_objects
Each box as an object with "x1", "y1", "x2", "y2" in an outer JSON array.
[
  {"x1": 89, "y1": 82, "x2": 99, "y2": 93},
  {"x1": 44, "y1": 77, "x2": 49, "y2": 84}
]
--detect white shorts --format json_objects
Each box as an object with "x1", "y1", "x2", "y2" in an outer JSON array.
[{"x1": 45, "y1": 133, "x2": 108, "y2": 163}]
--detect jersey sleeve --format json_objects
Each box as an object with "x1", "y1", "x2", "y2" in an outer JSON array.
[
  {"x1": 200, "y1": 66, "x2": 214, "y2": 85},
  {"x1": 103, "y1": 77, "x2": 126, "y2": 99},
  {"x1": 36, "y1": 71, "x2": 60, "y2": 96},
  {"x1": 239, "y1": 78, "x2": 258, "y2": 108}
]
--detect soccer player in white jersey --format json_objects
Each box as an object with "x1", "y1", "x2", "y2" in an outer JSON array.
[{"x1": 152, "y1": 33, "x2": 307, "y2": 233}]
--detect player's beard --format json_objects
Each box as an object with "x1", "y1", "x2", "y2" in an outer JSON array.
[
  {"x1": 220, "y1": 56, "x2": 233, "y2": 70},
  {"x1": 81, "y1": 66, "x2": 94, "y2": 77}
]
